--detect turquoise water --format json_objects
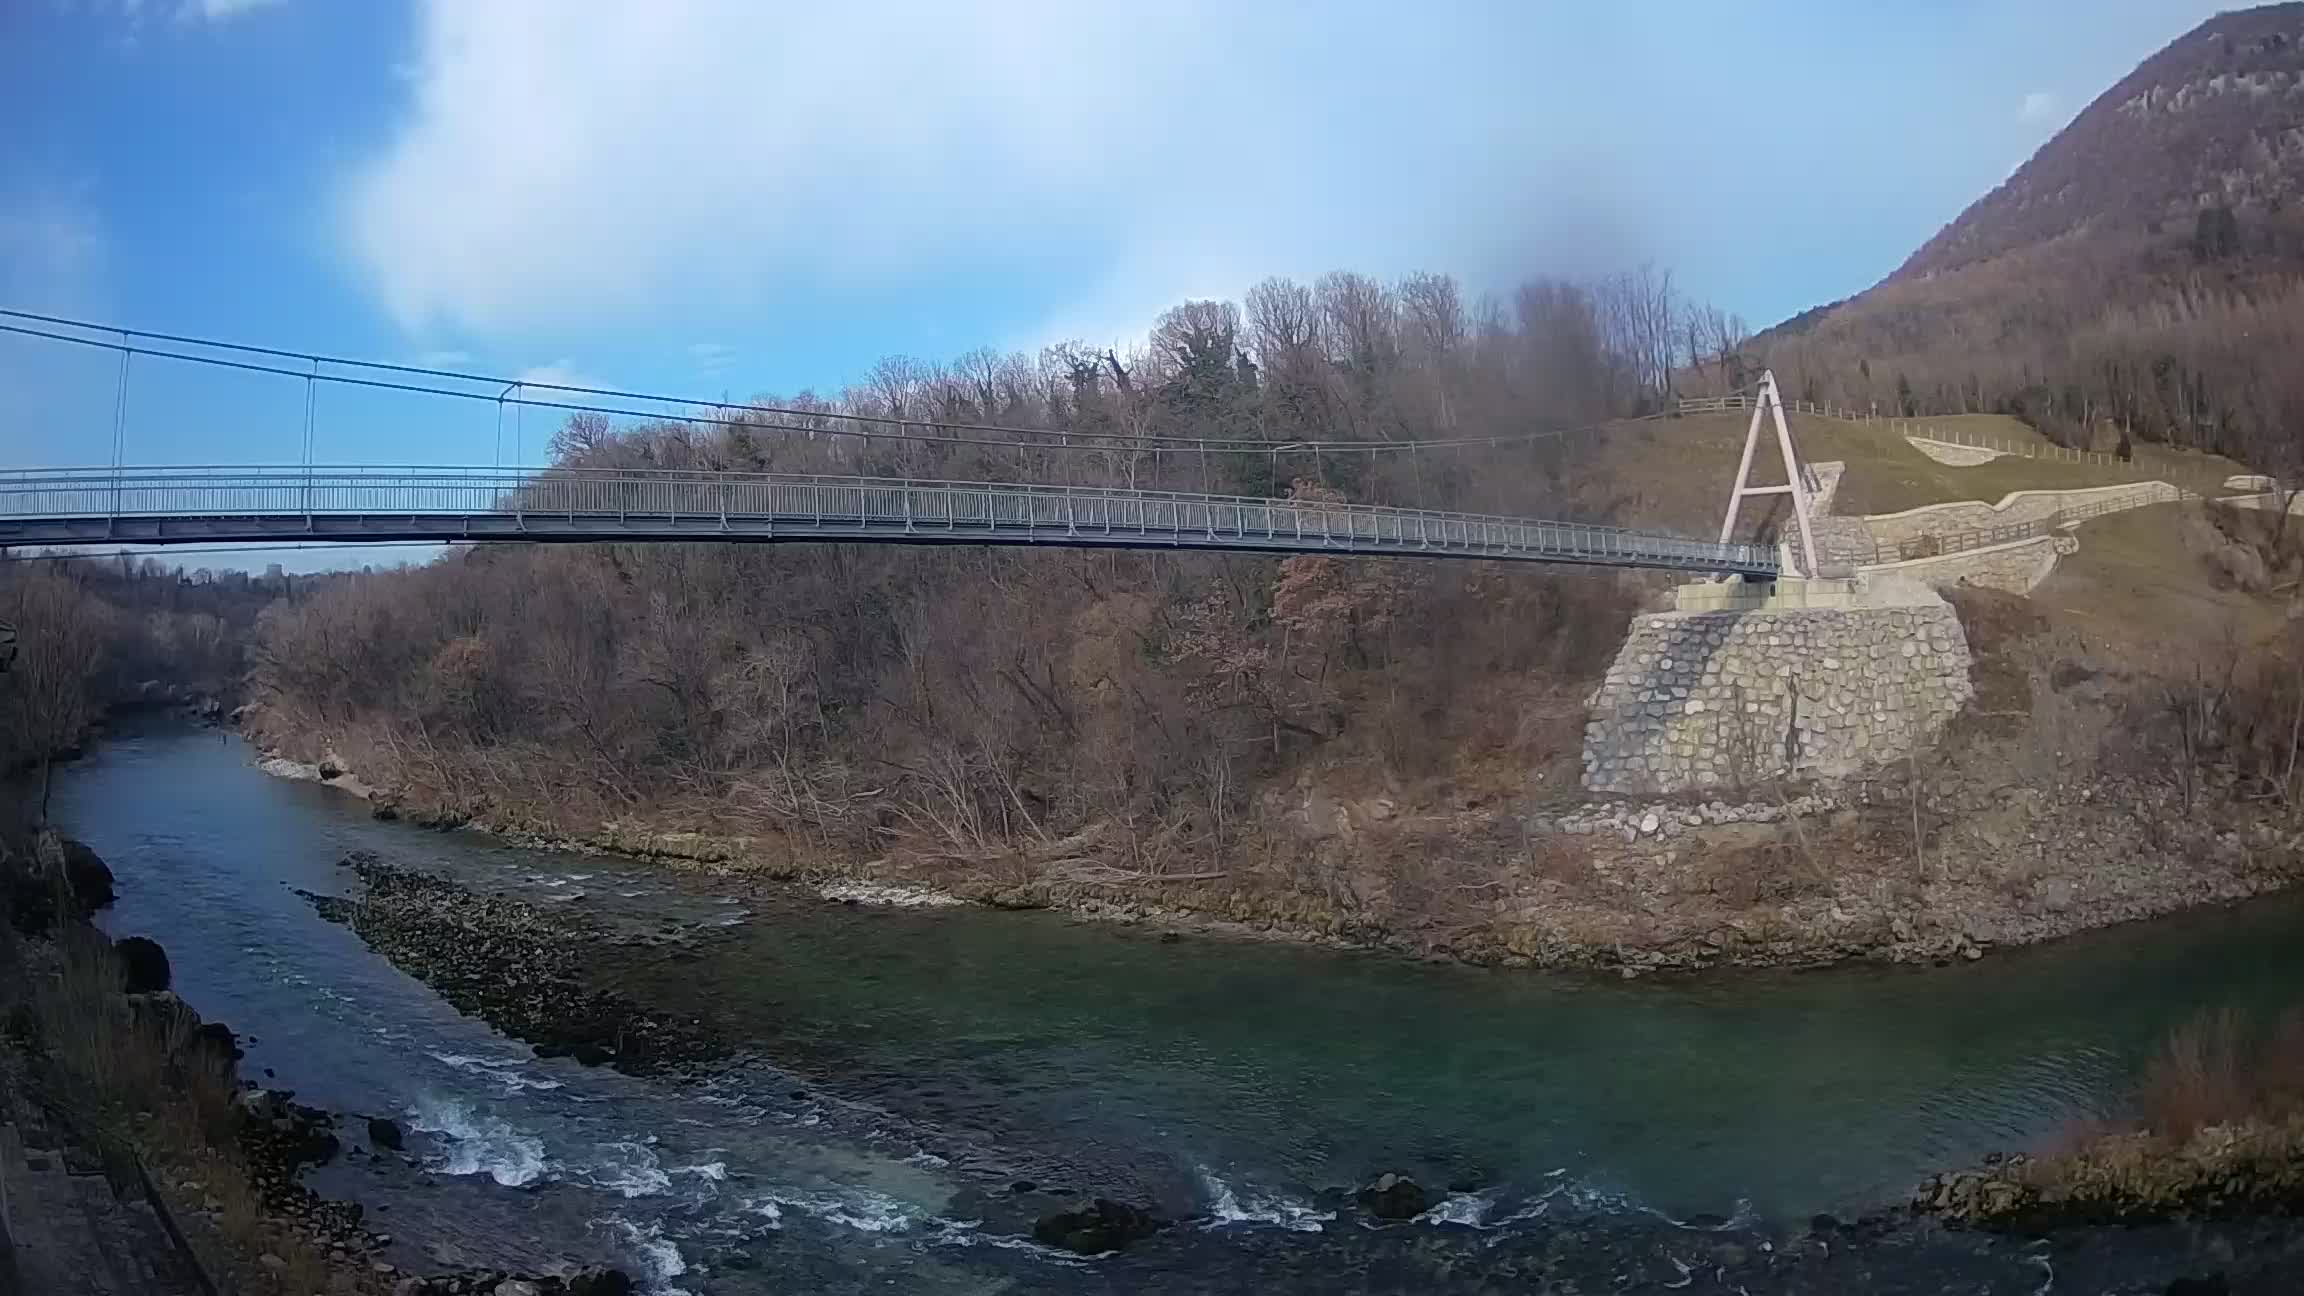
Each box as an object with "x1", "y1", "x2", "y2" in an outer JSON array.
[{"x1": 55, "y1": 722, "x2": 2304, "y2": 1291}]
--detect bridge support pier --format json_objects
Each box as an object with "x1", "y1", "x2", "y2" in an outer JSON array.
[{"x1": 1580, "y1": 580, "x2": 1973, "y2": 796}]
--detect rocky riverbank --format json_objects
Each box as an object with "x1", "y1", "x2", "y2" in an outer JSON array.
[
  {"x1": 305, "y1": 853, "x2": 721, "y2": 1076},
  {"x1": 277, "y1": 770, "x2": 2295, "y2": 984},
  {"x1": 237, "y1": 677, "x2": 2304, "y2": 979},
  {"x1": 0, "y1": 831, "x2": 635, "y2": 1296},
  {"x1": 1914, "y1": 1120, "x2": 2304, "y2": 1232}
]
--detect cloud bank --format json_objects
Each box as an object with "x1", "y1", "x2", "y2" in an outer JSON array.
[
  {"x1": 339, "y1": 1, "x2": 1627, "y2": 346},
  {"x1": 338, "y1": 1, "x2": 2235, "y2": 352}
]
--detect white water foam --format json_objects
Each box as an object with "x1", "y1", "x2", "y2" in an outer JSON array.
[
  {"x1": 596, "y1": 1217, "x2": 693, "y2": 1296},
  {"x1": 1417, "y1": 1193, "x2": 1497, "y2": 1227},
  {"x1": 744, "y1": 1186, "x2": 925, "y2": 1235},
  {"x1": 569, "y1": 1141, "x2": 731, "y2": 1200},
  {"x1": 408, "y1": 1096, "x2": 548, "y2": 1187},
  {"x1": 1196, "y1": 1168, "x2": 1334, "y2": 1233},
  {"x1": 928, "y1": 1220, "x2": 1092, "y2": 1266},
  {"x1": 576, "y1": 1141, "x2": 674, "y2": 1198},
  {"x1": 427, "y1": 1050, "x2": 564, "y2": 1094},
  {"x1": 817, "y1": 880, "x2": 963, "y2": 907}
]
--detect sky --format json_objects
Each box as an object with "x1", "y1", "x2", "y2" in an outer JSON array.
[{"x1": 0, "y1": 0, "x2": 2240, "y2": 563}]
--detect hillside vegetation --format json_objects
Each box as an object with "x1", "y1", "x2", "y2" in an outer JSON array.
[
  {"x1": 239, "y1": 259, "x2": 2304, "y2": 964},
  {"x1": 1746, "y1": 4, "x2": 2304, "y2": 479},
  {"x1": 248, "y1": 269, "x2": 1704, "y2": 945}
]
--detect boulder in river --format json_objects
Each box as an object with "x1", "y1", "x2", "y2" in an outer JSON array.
[
  {"x1": 114, "y1": 935, "x2": 172, "y2": 993},
  {"x1": 564, "y1": 1266, "x2": 634, "y2": 1296},
  {"x1": 1032, "y1": 1198, "x2": 1165, "y2": 1254},
  {"x1": 368, "y1": 1116, "x2": 406, "y2": 1151},
  {"x1": 192, "y1": 1020, "x2": 243, "y2": 1063},
  {"x1": 53, "y1": 836, "x2": 114, "y2": 913},
  {"x1": 1355, "y1": 1172, "x2": 1429, "y2": 1221}
]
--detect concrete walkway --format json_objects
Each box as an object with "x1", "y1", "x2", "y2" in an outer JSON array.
[{"x1": 0, "y1": 1105, "x2": 208, "y2": 1296}]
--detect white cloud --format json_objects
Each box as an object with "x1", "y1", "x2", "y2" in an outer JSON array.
[
  {"x1": 2018, "y1": 90, "x2": 2060, "y2": 124},
  {"x1": 515, "y1": 360, "x2": 594, "y2": 390},
  {"x1": 411, "y1": 348, "x2": 472, "y2": 370},
  {"x1": 337, "y1": 2, "x2": 1615, "y2": 347},
  {"x1": 180, "y1": 0, "x2": 289, "y2": 21}
]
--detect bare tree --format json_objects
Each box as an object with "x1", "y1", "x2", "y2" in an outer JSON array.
[{"x1": 6, "y1": 568, "x2": 108, "y2": 821}]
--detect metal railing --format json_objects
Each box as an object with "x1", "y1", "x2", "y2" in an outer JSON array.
[{"x1": 0, "y1": 465, "x2": 1780, "y2": 576}]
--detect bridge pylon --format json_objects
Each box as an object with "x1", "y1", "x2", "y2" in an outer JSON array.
[{"x1": 1715, "y1": 370, "x2": 1819, "y2": 577}]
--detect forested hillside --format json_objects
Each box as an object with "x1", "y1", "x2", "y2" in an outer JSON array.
[
  {"x1": 2, "y1": 557, "x2": 280, "y2": 808},
  {"x1": 1750, "y1": 4, "x2": 2304, "y2": 476},
  {"x1": 246, "y1": 269, "x2": 1724, "y2": 938}
]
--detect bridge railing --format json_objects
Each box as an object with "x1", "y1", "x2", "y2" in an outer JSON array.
[{"x1": 0, "y1": 465, "x2": 1777, "y2": 574}]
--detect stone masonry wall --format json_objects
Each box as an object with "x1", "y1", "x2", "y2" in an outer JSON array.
[
  {"x1": 1862, "y1": 482, "x2": 2181, "y2": 546},
  {"x1": 1582, "y1": 605, "x2": 1974, "y2": 795},
  {"x1": 1863, "y1": 534, "x2": 2077, "y2": 596}
]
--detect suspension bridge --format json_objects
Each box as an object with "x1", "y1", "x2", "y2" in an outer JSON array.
[{"x1": 0, "y1": 312, "x2": 1787, "y2": 578}]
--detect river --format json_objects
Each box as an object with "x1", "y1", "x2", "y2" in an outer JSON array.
[{"x1": 54, "y1": 721, "x2": 2304, "y2": 1292}]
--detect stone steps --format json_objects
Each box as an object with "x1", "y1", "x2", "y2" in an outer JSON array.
[{"x1": 0, "y1": 1115, "x2": 208, "y2": 1296}]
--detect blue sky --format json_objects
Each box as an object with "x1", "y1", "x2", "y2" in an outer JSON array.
[{"x1": 0, "y1": 0, "x2": 2236, "y2": 487}]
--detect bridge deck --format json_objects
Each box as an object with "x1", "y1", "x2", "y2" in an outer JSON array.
[{"x1": 0, "y1": 467, "x2": 1779, "y2": 576}]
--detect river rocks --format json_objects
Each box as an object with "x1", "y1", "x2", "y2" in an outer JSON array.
[
  {"x1": 1355, "y1": 1172, "x2": 1430, "y2": 1221},
  {"x1": 1531, "y1": 793, "x2": 1839, "y2": 841},
  {"x1": 493, "y1": 1281, "x2": 542, "y2": 1296},
  {"x1": 1913, "y1": 1163, "x2": 2041, "y2": 1227},
  {"x1": 368, "y1": 1115, "x2": 406, "y2": 1150},
  {"x1": 1032, "y1": 1198, "x2": 1166, "y2": 1253},
  {"x1": 192, "y1": 1019, "x2": 243, "y2": 1062},
  {"x1": 305, "y1": 856, "x2": 720, "y2": 1076},
  {"x1": 241, "y1": 1088, "x2": 343, "y2": 1169},
  {"x1": 563, "y1": 1266, "x2": 634, "y2": 1296},
  {"x1": 40, "y1": 834, "x2": 115, "y2": 914},
  {"x1": 114, "y1": 935, "x2": 172, "y2": 993}
]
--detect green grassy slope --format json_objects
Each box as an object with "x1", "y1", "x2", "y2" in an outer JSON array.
[{"x1": 1576, "y1": 412, "x2": 2248, "y2": 537}]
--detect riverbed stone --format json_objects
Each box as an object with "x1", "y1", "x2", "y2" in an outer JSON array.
[
  {"x1": 564, "y1": 1266, "x2": 634, "y2": 1296},
  {"x1": 1356, "y1": 1172, "x2": 1430, "y2": 1221},
  {"x1": 1032, "y1": 1198, "x2": 1165, "y2": 1253}
]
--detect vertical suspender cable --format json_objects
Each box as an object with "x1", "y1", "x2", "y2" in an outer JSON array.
[
  {"x1": 302, "y1": 359, "x2": 317, "y2": 517},
  {"x1": 110, "y1": 334, "x2": 131, "y2": 521}
]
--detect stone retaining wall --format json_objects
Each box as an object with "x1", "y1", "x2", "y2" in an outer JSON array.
[
  {"x1": 1862, "y1": 482, "x2": 2181, "y2": 546},
  {"x1": 1582, "y1": 604, "x2": 1973, "y2": 795},
  {"x1": 1862, "y1": 534, "x2": 2077, "y2": 595}
]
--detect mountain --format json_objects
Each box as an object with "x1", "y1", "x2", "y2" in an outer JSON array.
[
  {"x1": 1753, "y1": 4, "x2": 2304, "y2": 470},
  {"x1": 1899, "y1": 4, "x2": 2304, "y2": 282}
]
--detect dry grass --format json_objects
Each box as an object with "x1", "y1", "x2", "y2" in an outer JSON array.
[
  {"x1": 1577, "y1": 411, "x2": 2246, "y2": 534},
  {"x1": 2135, "y1": 1007, "x2": 2304, "y2": 1141},
  {"x1": 1977, "y1": 1006, "x2": 2304, "y2": 1224},
  {"x1": 0, "y1": 864, "x2": 374, "y2": 1296}
]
